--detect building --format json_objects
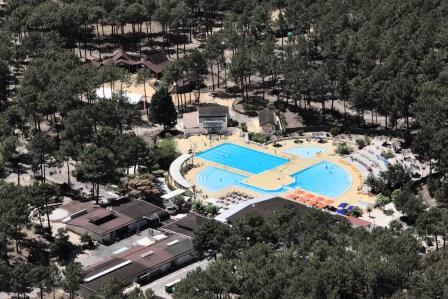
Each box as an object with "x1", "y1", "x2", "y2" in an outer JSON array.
[
  {"x1": 161, "y1": 213, "x2": 209, "y2": 238},
  {"x1": 80, "y1": 235, "x2": 193, "y2": 296},
  {"x1": 258, "y1": 109, "x2": 278, "y2": 134},
  {"x1": 346, "y1": 216, "x2": 372, "y2": 229},
  {"x1": 95, "y1": 87, "x2": 144, "y2": 105},
  {"x1": 182, "y1": 104, "x2": 230, "y2": 135},
  {"x1": 91, "y1": 49, "x2": 170, "y2": 78},
  {"x1": 65, "y1": 200, "x2": 169, "y2": 244},
  {"x1": 216, "y1": 196, "x2": 308, "y2": 224},
  {"x1": 216, "y1": 196, "x2": 373, "y2": 230}
]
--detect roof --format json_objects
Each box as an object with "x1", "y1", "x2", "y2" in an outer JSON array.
[
  {"x1": 346, "y1": 216, "x2": 371, "y2": 228},
  {"x1": 258, "y1": 109, "x2": 277, "y2": 126},
  {"x1": 161, "y1": 189, "x2": 186, "y2": 200},
  {"x1": 169, "y1": 154, "x2": 193, "y2": 189},
  {"x1": 162, "y1": 214, "x2": 209, "y2": 238},
  {"x1": 81, "y1": 236, "x2": 193, "y2": 294},
  {"x1": 91, "y1": 50, "x2": 170, "y2": 74},
  {"x1": 198, "y1": 104, "x2": 229, "y2": 118},
  {"x1": 216, "y1": 196, "x2": 307, "y2": 223},
  {"x1": 141, "y1": 52, "x2": 170, "y2": 74},
  {"x1": 112, "y1": 200, "x2": 164, "y2": 220},
  {"x1": 183, "y1": 111, "x2": 200, "y2": 129},
  {"x1": 66, "y1": 200, "x2": 164, "y2": 235},
  {"x1": 95, "y1": 88, "x2": 144, "y2": 105},
  {"x1": 66, "y1": 208, "x2": 134, "y2": 236}
]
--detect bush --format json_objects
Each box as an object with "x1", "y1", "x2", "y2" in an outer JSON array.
[
  {"x1": 80, "y1": 233, "x2": 94, "y2": 249},
  {"x1": 349, "y1": 207, "x2": 363, "y2": 217},
  {"x1": 375, "y1": 194, "x2": 391, "y2": 209},
  {"x1": 356, "y1": 138, "x2": 366, "y2": 149},
  {"x1": 249, "y1": 132, "x2": 270, "y2": 143},
  {"x1": 330, "y1": 127, "x2": 341, "y2": 136},
  {"x1": 367, "y1": 175, "x2": 386, "y2": 194},
  {"x1": 204, "y1": 204, "x2": 220, "y2": 216},
  {"x1": 297, "y1": 130, "x2": 304, "y2": 136},
  {"x1": 228, "y1": 119, "x2": 239, "y2": 127},
  {"x1": 240, "y1": 122, "x2": 248, "y2": 132},
  {"x1": 382, "y1": 150, "x2": 395, "y2": 159},
  {"x1": 336, "y1": 143, "x2": 352, "y2": 155}
]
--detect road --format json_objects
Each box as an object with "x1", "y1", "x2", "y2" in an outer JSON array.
[{"x1": 141, "y1": 259, "x2": 210, "y2": 298}]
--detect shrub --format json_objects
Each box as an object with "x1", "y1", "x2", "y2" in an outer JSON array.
[
  {"x1": 349, "y1": 207, "x2": 363, "y2": 217},
  {"x1": 330, "y1": 127, "x2": 341, "y2": 136},
  {"x1": 204, "y1": 204, "x2": 220, "y2": 216},
  {"x1": 191, "y1": 200, "x2": 205, "y2": 212},
  {"x1": 240, "y1": 122, "x2": 248, "y2": 132},
  {"x1": 228, "y1": 118, "x2": 239, "y2": 127},
  {"x1": 356, "y1": 138, "x2": 366, "y2": 149},
  {"x1": 336, "y1": 143, "x2": 352, "y2": 155},
  {"x1": 249, "y1": 132, "x2": 270, "y2": 143},
  {"x1": 80, "y1": 233, "x2": 94, "y2": 249},
  {"x1": 375, "y1": 194, "x2": 391, "y2": 209},
  {"x1": 382, "y1": 150, "x2": 395, "y2": 159}
]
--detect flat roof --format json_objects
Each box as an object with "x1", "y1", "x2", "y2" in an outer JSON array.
[
  {"x1": 112, "y1": 200, "x2": 163, "y2": 220},
  {"x1": 161, "y1": 214, "x2": 209, "y2": 238},
  {"x1": 161, "y1": 189, "x2": 186, "y2": 200},
  {"x1": 66, "y1": 200, "x2": 164, "y2": 235},
  {"x1": 95, "y1": 87, "x2": 143, "y2": 105},
  {"x1": 66, "y1": 208, "x2": 134, "y2": 235},
  {"x1": 81, "y1": 236, "x2": 193, "y2": 294}
]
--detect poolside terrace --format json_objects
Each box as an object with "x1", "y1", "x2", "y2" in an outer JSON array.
[{"x1": 177, "y1": 135, "x2": 374, "y2": 208}]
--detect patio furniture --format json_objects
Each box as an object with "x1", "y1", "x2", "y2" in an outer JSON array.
[
  {"x1": 285, "y1": 194, "x2": 297, "y2": 200},
  {"x1": 338, "y1": 202, "x2": 349, "y2": 208},
  {"x1": 336, "y1": 209, "x2": 346, "y2": 215},
  {"x1": 323, "y1": 199, "x2": 334, "y2": 206}
]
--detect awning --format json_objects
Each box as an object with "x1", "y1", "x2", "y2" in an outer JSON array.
[{"x1": 161, "y1": 189, "x2": 186, "y2": 200}]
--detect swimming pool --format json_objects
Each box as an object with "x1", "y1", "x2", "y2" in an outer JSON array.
[
  {"x1": 289, "y1": 161, "x2": 352, "y2": 197},
  {"x1": 196, "y1": 161, "x2": 352, "y2": 198},
  {"x1": 196, "y1": 143, "x2": 288, "y2": 174},
  {"x1": 284, "y1": 147, "x2": 325, "y2": 158},
  {"x1": 197, "y1": 166, "x2": 247, "y2": 192}
]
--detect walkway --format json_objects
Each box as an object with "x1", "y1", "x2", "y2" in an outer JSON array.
[
  {"x1": 169, "y1": 154, "x2": 193, "y2": 189},
  {"x1": 140, "y1": 259, "x2": 210, "y2": 299}
]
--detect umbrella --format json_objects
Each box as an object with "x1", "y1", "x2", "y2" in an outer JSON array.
[
  {"x1": 295, "y1": 189, "x2": 305, "y2": 195},
  {"x1": 323, "y1": 199, "x2": 334, "y2": 206},
  {"x1": 285, "y1": 193, "x2": 297, "y2": 200},
  {"x1": 316, "y1": 203, "x2": 327, "y2": 209},
  {"x1": 308, "y1": 199, "x2": 318, "y2": 206}
]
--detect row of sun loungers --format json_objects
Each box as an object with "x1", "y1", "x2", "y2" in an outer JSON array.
[
  {"x1": 284, "y1": 190, "x2": 334, "y2": 209},
  {"x1": 215, "y1": 191, "x2": 254, "y2": 207}
]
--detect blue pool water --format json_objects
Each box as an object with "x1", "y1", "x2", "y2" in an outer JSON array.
[
  {"x1": 196, "y1": 143, "x2": 288, "y2": 174},
  {"x1": 289, "y1": 161, "x2": 351, "y2": 197},
  {"x1": 284, "y1": 147, "x2": 325, "y2": 158},
  {"x1": 196, "y1": 161, "x2": 352, "y2": 198},
  {"x1": 197, "y1": 166, "x2": 247, "y2": 192}
]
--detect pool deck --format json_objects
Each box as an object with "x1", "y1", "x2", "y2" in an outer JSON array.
[{"x1": 177, "y1": 135, "x2": 375, "y2": 207}]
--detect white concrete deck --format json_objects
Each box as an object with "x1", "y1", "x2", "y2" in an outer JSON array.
[{"x1": 169, "y1": 154, "x2": 193, "y2": 188}]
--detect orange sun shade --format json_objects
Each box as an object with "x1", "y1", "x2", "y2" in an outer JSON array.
[{"x1": 285, "y1": 194, "x2": 297, "y2": 200}]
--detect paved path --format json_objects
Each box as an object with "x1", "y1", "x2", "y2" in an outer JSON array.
[
  {"x1": 46, "y1": 163, "x2": 119, "y2": 202},
  {"x1": 141, "y1": 259, "x2": 210, "y2": 299}
]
